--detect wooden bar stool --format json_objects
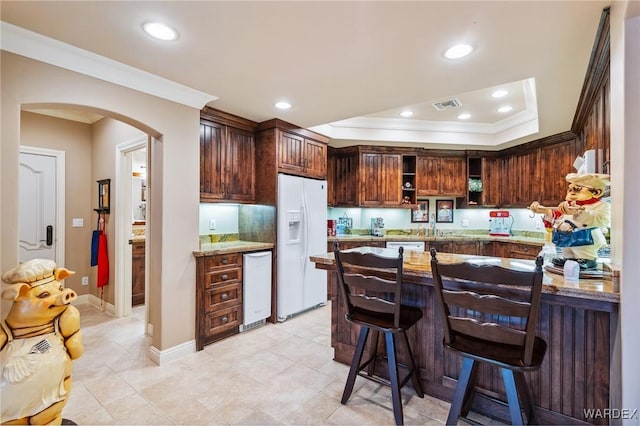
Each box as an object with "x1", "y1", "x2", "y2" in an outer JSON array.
[
  {"x1": 430, "y1": 249, "x2": 547, "y2": 425},
  {"x1": 334, "y1": 243, "x2": 424, "y2": 426}
]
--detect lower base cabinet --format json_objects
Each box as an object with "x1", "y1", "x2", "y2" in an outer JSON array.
[
  {"x1": 195, "y1": 253, "x2": 243, "y2": 351},
  {"x1": 131, "y1": 241, "x2": 145, "y2": 306}
]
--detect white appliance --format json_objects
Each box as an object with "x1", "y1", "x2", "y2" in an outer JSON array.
[
  {"x1": 386, "y1": 241, "x2": 426, "y2": 251},
  {"x1": 241, "y1": 251, "x2": 272, "y2": 331},
  {"x1": 489, "y1": 210, "x2": 513, "y2": 236},
  {"x1": 277, "y1": 174, "x2": 327, "y2": 321},
  {"x1": 371, "y1": 217, "x2": 385, "y2": 236}
]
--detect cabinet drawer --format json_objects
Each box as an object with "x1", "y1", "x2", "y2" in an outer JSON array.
[
  {"x1": 132, "y1": 242, "x2": 145, "y2": 256},
  {"x1": 508, "y1": 244, "x2": 540, "y2": 260},
  {"x1": 204, "y1": 267, "x2": 241, "y2": 288},
  {"x1": 203, "y1": 253, "x2": 241, "y2": 270},
  {"x1": 204, "y1": 305, "x2": 242, "y2": 337},
  {"x1": 204, "y1": 282, "x2": 242, "y2": 312}
]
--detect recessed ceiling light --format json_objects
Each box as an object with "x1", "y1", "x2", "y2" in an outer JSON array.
[
  {"x1": 491, "y1": 89, "x2": 509, "y2": 98},
  {"x1": 400, "y1": 110, "x2": 414, "y2": 118},
  {"x1": 457, "y1": 113, "x2": 471, "y2": 120},
  {"x1": 275, "y1": 101, "x2": 292, "y2": 110},
  {"x1": 497, "y1": 105, "x2": 513, "y2": 113},
  {"x1": 142, "y1": 22, "x2": 178, "y2": 41},
  {"x1": 443, "y1": 44, "x2": 474, "y2": 59}
]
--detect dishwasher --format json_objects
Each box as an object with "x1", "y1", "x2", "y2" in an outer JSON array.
[
  {"x1": 386, "y1": 241, "x2": 426, "y2": 252},
  {"x1": 241, "y1": 251, "x2": 272, "y2": 332}
]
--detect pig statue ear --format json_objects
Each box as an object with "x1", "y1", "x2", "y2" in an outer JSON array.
[
  {"x1": 1, "y1": 283, "x2": 31, "y2": 301},
  {"x1": 54, "y1": 267, "x2": 75, "y2": 281}
]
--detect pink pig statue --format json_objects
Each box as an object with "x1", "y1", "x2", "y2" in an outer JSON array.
[{"x1": 1, "y1": 259, "x2": 84, "y2": 425}]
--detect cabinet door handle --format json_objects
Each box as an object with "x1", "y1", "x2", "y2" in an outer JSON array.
[
  {"x1": 221, "y1": 274, "x2": 228, "y2": 281},
  {"x1": 221, "y1": 293, "x2": 228, "y2": 301},
  {"x1": 221, "y1": 316, "x2": 228, "y2": 324},
  {"x1": 221, "y1": 258, "x2": 228, "y2": 264}
]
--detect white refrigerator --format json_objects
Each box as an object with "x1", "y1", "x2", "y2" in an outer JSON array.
[{"x1": 277, "y1": 174, "x2": 327, "y2": 321}]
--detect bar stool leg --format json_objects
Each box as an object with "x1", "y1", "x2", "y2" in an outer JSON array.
[
  {"x1": 501, "y1": 368, "x2": 524, "y2": 426},
  {"x1": 385, "y1": 331, "x2": 403, "y2": 425},
  {"x1": 402, "y1": 330, "x2": 424, "y2": 397},
  {"x1": 367, "y1": 330, "x2": 380, "y2": 376},
  {"x1": 447, "y1": 357, "x2": 477, "y2": 426},
  {"x1": 515, "y1": 372, "x2": 535, "y2": 424},
  {"x1": 342, "y1": 326, "x2": 370, "y2": 404}
]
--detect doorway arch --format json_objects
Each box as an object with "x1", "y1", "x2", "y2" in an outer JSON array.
[{"x1": 3, "y1": 53, "x2": 201, "y2": 362}]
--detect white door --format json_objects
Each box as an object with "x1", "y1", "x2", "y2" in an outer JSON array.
[{"x1": 19, "y1": 152, "x2": 57, "y2": 262}]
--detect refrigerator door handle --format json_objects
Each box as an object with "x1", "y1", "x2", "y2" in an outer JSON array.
[{"x1": 301, "y1": 195, "x2": 308, "y2": 276}]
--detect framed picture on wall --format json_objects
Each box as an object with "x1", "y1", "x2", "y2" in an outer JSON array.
[
  {"x1": 410, "y1": 201, "x2": 429, "y2": 223},
  {"x1": 436, "y1": 199, "x2": 454, "y2": 223}
]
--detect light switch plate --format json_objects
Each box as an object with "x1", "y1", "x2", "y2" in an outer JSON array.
[
  {"x1": 209, "y1": 219, "x2": 216, "y2": 230},
  {"x1": 461, "y1": 219, "x2": 469, "y2": 227},
  {"x1": 72, "y1": 218, "x2": 84, "y2": 227}
]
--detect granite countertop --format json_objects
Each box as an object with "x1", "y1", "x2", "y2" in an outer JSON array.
[
  {"x1": 310, "y1": 247, "x2": 619, "y2": 303},
  {"x1": 193, "y1": 241, "x2": 274, "y2": 257}
]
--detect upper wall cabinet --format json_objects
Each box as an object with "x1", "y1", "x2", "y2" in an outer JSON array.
[
  {"x1": 416, "y1": 155, "x2": 466, "y2": 197},
  {"x1": 255, "y1": 119, "x2": 329, "y2": 205},
  {"x1": 200, "y1": 108, "x2": 257, "y2": 203},
  {"x1": 256, "y1": 119, "x2": 328, "y2": 180},
  {"x1": 359, "y1": 152, "x2": 402, "y2": 206},
  {"x1": 329, "y1": 148, "x2": 358, "y2": 207},
  {"x1": 467, "y1": 156, "x2": 502, "y2": 207}
]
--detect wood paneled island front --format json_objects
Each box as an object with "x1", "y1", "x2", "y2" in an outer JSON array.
[{"x1": 310, "y1": 247, "x2": 619, "y2": 425}]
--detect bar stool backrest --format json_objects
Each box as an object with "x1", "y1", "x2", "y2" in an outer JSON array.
[
  {"x1": 334, "y1": 245, "x2": 404, "y2": 330},
  {"x1": 429, "y1": 249, "x2": 544, "y2": 366}
]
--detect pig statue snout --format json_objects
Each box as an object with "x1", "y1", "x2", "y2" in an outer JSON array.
[{"x1": 57, "y1": 288, "x2": 77, "y2": 305}]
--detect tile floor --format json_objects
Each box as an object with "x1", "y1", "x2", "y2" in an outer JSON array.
[{"x1": 64, "y1": 302, "x2": 455, "y2": 425}]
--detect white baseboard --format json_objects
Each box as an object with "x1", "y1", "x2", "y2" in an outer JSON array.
[
  {"x1": 148, "y1": 340, "x2": 196, "y2": 365},
  {"x1": 73, "y1": 293, "x2": 115, "y2": 315}
]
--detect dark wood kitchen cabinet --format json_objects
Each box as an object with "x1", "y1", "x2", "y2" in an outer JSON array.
[
  {"x1": 131, "y1": 240, "x2": 145, "y2": 306},
  {"x1": 538, "y1": 137, "x2": 581, "y2": 206},
  {"x1": 329, "y1": 148, "x2": 358, "y2": 206},
  {"x1": 416, "y1": 155, "x2": 466, "y2": 197},
  {"x1": 195, "y1": 252, "x2": 243, "y2": 351},
  {"x1": 200, "y1": 108, "x2": 257, "y2": 203},
  {"x1": 467, "y1": 156, "x2": 502, "y2": 207},
  {"x1": 360, "y1": 152, "x2": 402, "y2": 206},
  {"x1": 501, "y1": 150, "x2": 538, "y2": 207},
  {"x1": 256, "y1": 119, "x2": 328, "y2": 181}
]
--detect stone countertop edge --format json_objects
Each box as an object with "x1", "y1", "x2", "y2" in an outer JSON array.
[
  {"x1": 309, "y1": 251, "x2": 619, "y2": 304},
  {"x1": 193, "y1": 241, "x2": 274, "y2": 257}
]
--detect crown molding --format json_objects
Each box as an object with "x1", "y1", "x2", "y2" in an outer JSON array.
[{"x1": 1, "y1": 21, "x2": 217, "y2": 109}]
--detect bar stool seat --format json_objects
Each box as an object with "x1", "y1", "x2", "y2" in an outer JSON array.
[
  {"x1": 430, "y1": 249, "x2": 547, "y2": 425},
  {"x1": 334, "y1": 244, "x2": 424, "y2": 426}
]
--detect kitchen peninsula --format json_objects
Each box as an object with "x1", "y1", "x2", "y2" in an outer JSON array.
[{"x1": 310, "y1": 247, "x2": 618, "y2": 425}]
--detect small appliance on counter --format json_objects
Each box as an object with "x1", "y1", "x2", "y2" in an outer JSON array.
[
  {"x1": 489, "y1": 210, "x2": 513, "y2": 236},
  {"x1": 371, "y1": 217, "x2": 384, "y2": 237}
]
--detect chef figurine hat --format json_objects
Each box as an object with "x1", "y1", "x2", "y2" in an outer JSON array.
[
  {"x1": 565, "y1": 173, "x2": 610, "y2": 192},
  {"x1": 2, "y1": 259, "x2": 73, "y2": 288}
]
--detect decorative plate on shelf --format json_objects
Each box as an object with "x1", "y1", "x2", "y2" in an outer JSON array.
[{"x1": 468, "y1": 178, "x2": 483, "y2": 192}]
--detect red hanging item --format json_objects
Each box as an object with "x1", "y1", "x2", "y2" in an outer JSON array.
[{"x1": 97, "y1": 215, "x2": 109, "y2": 287}]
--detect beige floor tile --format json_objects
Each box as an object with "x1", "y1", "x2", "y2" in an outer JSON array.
[{"x1": 62, "y1": 302, "x2": 452, "y2": 425}]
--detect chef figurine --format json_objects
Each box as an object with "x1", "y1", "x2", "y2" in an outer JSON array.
[{"x1": 529, "y1": 173, "x2": 610, "y2": 270}]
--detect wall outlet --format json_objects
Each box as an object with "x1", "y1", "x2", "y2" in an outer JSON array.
[
  {"x1": 72, "y1": 218, "x2": 84, "y2": 227},
  {"x1": 209, "y1": 218, "x2": 216, "y2": 230},
  {"x1": 81, "y1": 276, "x2": 89, "y2": 286}
]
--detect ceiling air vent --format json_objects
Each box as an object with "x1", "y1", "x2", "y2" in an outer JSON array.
[{"x1": 432, "y1": 98, "x2": 461, "y2": 111}]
